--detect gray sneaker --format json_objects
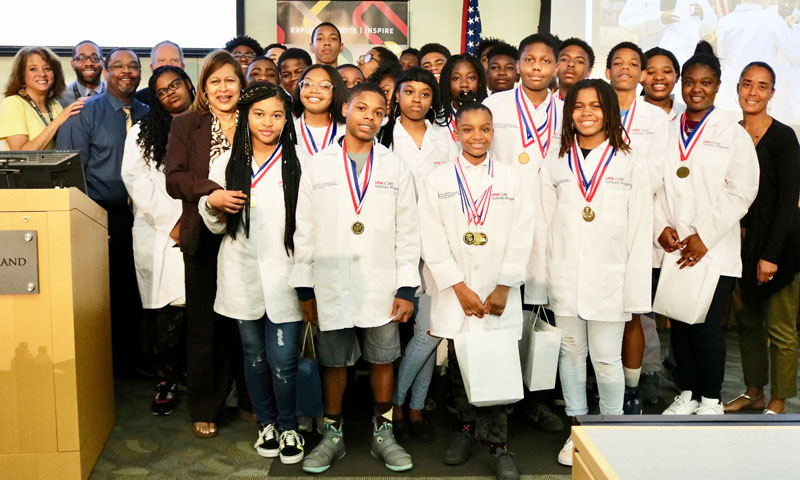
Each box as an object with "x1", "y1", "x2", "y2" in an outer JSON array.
[
  {"x1": 302, "y1": 422, "x2": 346, "y2": 474},
  {"x1": 444, "y1": 426, "x2": 481, "y2": 465},
  {"x1": 491, "y1": 448, "x2": 520, "y2": 480},
  {"x1": 370, "y1": 419, "x2": 413, "y2": 472}
]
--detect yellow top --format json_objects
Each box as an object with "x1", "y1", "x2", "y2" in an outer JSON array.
[{"x1": 0, "y1": 94, "x2": 64, "y2": 150}]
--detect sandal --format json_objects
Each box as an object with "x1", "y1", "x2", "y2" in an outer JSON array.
[
  {"x1": 193, "y1": 421, "x2": 217, "y2": 438},
  {"x1": 723, "y1": 393, "x2": 765, "y2": 413}
]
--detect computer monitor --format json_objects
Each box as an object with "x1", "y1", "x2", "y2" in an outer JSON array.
[{"x1": 0, "y1": 150, "x2": 86, "y2": 194}]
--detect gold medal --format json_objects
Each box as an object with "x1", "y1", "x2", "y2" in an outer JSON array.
[
  {"x1": 463, "y1": 232, "x2": 475, "y2": 245},
  {"x1": 582, "y1": 205, "x2": 595, "y2": 222},
  {"x1": 518, "y1": 152, "x2": 530, "y2": 165},
  {"x1": 351, "y1": 221, "x2": 365, "y2": 235},
  {"x1": 676, "y1": 166, "x2": 690, "y2": 178},
  {"x1": 249, "y1": 194, "x2": 257, "y2": 208},
  {"x1": 478, "y1": 232, "x2": 488, "y2": 246}
]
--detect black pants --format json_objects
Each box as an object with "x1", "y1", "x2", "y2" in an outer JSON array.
[
  {"x1": 184, "y1": 234, "x2": 250, "y2": 422},
  {"x1": 107, "y1": 208, "x2": 144, "y2": 377},
  {"x1": 143, "y1": 306, "x2": 186, "y2": 382},
  {"x1": 670, "y1": 275, "x2": 736, "y2": 400}
]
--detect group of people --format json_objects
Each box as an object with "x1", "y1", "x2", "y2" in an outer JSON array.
[{"x1": 0, "y1": 18, "x2": 798, "y2": 480}]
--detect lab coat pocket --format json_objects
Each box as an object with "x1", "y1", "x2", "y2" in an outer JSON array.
[
  {"x1": 372, "y1": 190, "x2": 397, "y2": 232},
  {"x1": 601, "y1": 263, "x2": 626, "y2": 315},
  {"x1": 602, "y1": 187, "x2": 629, "y2": 227}
]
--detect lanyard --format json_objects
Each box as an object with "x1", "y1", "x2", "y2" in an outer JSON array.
[
  {"x1": 446, "y1": 108, "x2": 458, "y2": 145},
  {"x1": 73, "y1": 82, "x2": 104, "y2": 101},
  {"x1": 678, "y1": 107, "x2": 714, "y2": 163},
  {"x1": 22, "y1": 94, "x2": 53, "y2": 127},
  {"x1": 620, "y1": 98, "x2": 637, "y2": 144}
]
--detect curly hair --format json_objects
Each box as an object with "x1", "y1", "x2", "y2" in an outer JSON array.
[
  {"x1": 137, "y1": 66, "x2": 195, "y2": 169},
  {"x1": 224, "y1": 35, "x2": 264, "y2": 56}
]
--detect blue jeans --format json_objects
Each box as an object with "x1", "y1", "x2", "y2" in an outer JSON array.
[
  {"x1": 393, "y1": 296, "x2": 441, "y2": 410},
  {"x1": 237, "y1": 316, "x2": 301, "y2": 430}
]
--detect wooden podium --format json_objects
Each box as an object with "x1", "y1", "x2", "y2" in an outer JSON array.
[{"x1": 0, "y1": 188, "x2": 114, "y2": 480}]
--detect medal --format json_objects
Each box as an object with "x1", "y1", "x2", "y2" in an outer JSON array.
[
  {"x1": 455, "y1": 155, "x2": 494, "y2": 247},
  {"x1": 568, "y1": 140, "x2": 616, "y2": 223},
  {"x1": 343, "y1": 143, "x2": 374, "y2": 235},
  {"x1": 620, "y1": 98, "x2": 637, "y2": 144},
  {"x1": 678, "y1": 108, "x2": 714, "y2": 179},
  {"x1": 300, "y1": 113, "x2": 336, "y2": 155},
  {"x1": 515, "y1": 87, "x2": 556, "y2": 160},
  {"x1": 250, "y1": 145, "x2": 283, "y2": 209},
  {"x1": 582, "y1": 205, "x2": 595, "y2": 222},
  {"x1": 518, "y1": 152, "x2": 530, "y2": 164}
]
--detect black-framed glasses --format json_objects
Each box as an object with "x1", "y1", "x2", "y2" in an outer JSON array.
[
  {"x1": 358, "y1": 53, "x2": 377, "y2": 64},
  {"x1": 299, "y1": 79, "x2": 334, "y2": 93},
  {"x1": 73, "y1": 54, "x2": 102, "y2": 64},
  {"x1": 156, "y1": 78, "x2": 185, "y2": 99}
]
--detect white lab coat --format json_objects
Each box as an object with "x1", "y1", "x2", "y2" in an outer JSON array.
[
  {"x1": 293, "y1": 113, "x2": 346, "y2": 165},
  {"x1": 666, "y1": 102, "x2": 686, "y2": 123},
  {"x1": 120, "y1": 123, "x2": 185, "y2": 309},
  {"x1": 419, "y1": 156, "x2": 534, "y2": 338},
  {"x1": 530, "y1": 140, "x2": 653, "y2": 321},
  {"x1": 624, "y1": 98, "x2": 670, "y2": 192},
  {"x1": 653, "y1": 108, "x2": 759, "y2": 277},
  {"x1": 198, "y1": 149, "x2": 302, "y2": 323},
  {"x1": 288, "y1": 140, "x2": 421, "y2": 331},
  {"x1": 484, "y1": 87, "x2": 564, "y2": 304},
  {"x1": 390, "y1": 119, "x2": 457, "y2": 192}
]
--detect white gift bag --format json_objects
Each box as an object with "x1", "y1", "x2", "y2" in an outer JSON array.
[
  {"x1": 454, "y1": 324, "x2": 524, "y2": 407},
  {"x1": 653, "y1": 251, "x2": 721, "y2": 325},
  {"x1": 519, "y1": 307, "x2": 561, "y2": 392}
]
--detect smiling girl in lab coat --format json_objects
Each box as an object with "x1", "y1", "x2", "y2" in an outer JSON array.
[
  {"x1": 531, "y1": 79, "x2": 653, "y2": 467},
  {"x1": 291, "y1": 64, "x2": 346, "y2": 163},
  {"x1": 198, "y1": 83, "x2": 305, "y2": 465}
]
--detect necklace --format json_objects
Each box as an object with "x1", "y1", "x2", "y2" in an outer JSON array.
[{"x1": 741, "y1": 115, "x2": 771, "y2": 146}]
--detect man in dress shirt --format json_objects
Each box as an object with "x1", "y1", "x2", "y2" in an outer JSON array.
[
  {"x1": 59, "y1": 40, "x2": 105, "y2": 108},
  {"x1": 135, "y1": 40, "x2": 185, "y2": 105},
  {"x1": 57, "y1": 47, "x2": 149, "y2": 378}
]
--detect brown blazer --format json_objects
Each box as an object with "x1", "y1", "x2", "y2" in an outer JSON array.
[{"x1": 164, "y1": 110, "x2": 223, "y2": 257}]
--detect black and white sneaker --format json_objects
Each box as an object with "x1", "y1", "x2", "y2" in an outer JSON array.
[
  {"x1": 150, "y1": 381, "x2": 177, "y2": 416},
  {"x1": 279, "y1": 429, "x2": 305, "y2": 464},
  {"x1": 255, "y1": 423, "x2": 280, "y2": 458}
]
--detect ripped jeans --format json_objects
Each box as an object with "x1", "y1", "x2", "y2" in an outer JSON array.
[
  {"x1": 556, "y1": 316, "x2": 625, "y2": 417},
  {"x1": 237, "y1": 315, "x2": 301, "y2": 430}
]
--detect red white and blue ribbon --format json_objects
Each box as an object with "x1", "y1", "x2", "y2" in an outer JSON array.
[
  {"x1": 620, "y1": 98, "x2": 637, "y2": 144},
  {"x1": 300, "y1": 113, "x2": 336, "y2": 155},
  {"x1": 679, "y1": 107, "x2": 714, "y2": 163},
  {"x1": 568, "y1": 141, "x2": 616, "y2": 203},
  {"x1": 515, "y1": 87, "x2": 556, "y2": 159},
  {"x1": 446, "y1": 108, "x2": 458, "y2": 145},
  {"x1": 343, "y1": 143, "x2": 374, "y2": 216},
  {"x1": 455, "y1": 155, "x2": 494, "y2": 227},
  {"x1": 251, "y1": 144, "x2": 282, "y2": 188}
]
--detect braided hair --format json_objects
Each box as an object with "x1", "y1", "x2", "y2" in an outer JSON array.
[
  {"x1": 136, "y1": 66, "x2": 195, "y2": 168},
  {"x1": 224, "y1": 82, "x2": 302, "y2": 255}
]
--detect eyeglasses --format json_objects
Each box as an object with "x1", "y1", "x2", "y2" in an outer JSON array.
[
  {"x1": 156, "y1": 78, "x2": 185, "y2": 99},
  {"x1": 73, "y1": 54, "x2": 102, "y2": 64},
  {"x1": 358, "y1": 53, "x2": 377, "y2": 64},
  {"x1": 108, "y1": 62, "x2": 141, "y2": 72},
  {"x1": 300, "y1": 79, "x2": 334, "y2": 93},
  {"x1": 232, "y1": 52, "x2": 256, "y2": 60}
]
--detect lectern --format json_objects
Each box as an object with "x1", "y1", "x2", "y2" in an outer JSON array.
[{"x1": 0, "y1": 188, "x2": 113, "y2": 480}]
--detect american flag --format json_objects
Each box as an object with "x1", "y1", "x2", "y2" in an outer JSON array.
[{"x1": 461, "y1": 0, "x2": 482, "y2": 55}]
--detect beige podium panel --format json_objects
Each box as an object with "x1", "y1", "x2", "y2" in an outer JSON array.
[{"x1": 0, "y1": 188, "x2": 113, "y2": 480}]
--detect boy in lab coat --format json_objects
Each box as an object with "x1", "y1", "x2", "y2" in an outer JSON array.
[
  {"x1": 419, "y1": 102, "x2": 533, "y2": 480},
  {"x1": 290, "y1": 82, "x2": 421, "y2": 474}
]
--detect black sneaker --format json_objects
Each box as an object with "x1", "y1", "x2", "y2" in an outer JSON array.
[
  {"x1": 491, "y1": 447, "x2": 520, "y2": 480},
  {"x1": 640, "y1": 372, "x2": 660, "y2": 405},
  {"x1": 151, "y1": 381, "x2": 177, "y2": 416},
  {"x1": 525, "y1": 402, "x2": 564, "y2": 433},
  {"x1": 255, "y1": 423, "x2": 280, "y2": 458},
  {"x1": 443, "y1": 426, "x2": 480, "y2": 465},
  {"x1": 623, "y1": 386, "x2": 642, "y2": 415},
  {"x1": 410, "y1": 418, "x2": 435, "y2": 442},
  {"x1": 393, "y1": 418, "x2": 412, "y2": 443}
]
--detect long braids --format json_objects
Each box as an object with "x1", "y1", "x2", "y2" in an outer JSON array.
[
  {"x1": 559, "y1": 79, "x2": 630, "y2": 157},
  {"x1": 224, "y1": 82, "x2": 302, "y2": 255}
]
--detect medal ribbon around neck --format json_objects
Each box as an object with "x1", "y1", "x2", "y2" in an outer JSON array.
[
  {"x1": 515, "y1": 87, "x2": 556, "y2": 159},
  {"x1": 568, "y1": 141, "x2": 616, "y2": 204},
  {"x1": 678, "y1": 107, "x2": 714, "y2": 164},
  {"x1": 300, "y1": 113, "x2": 336, "y2": 155},
  {"x1": 454, "y1": 155, "x2": 494, "y2": 228},
  {"x1": 250, "y1": 144, "x2": 283, "y2": 188},
  {"x1": 343, "y1": 143, "x2": 374, "y2": 217},
  {"x1": 620, "y1": 97, "x2": 637, "y2": 144},
  {"x1": 446, "y1": 108, "x2": 458, "y2": 145}
]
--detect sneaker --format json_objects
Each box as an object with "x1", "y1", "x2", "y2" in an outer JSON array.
[
  {"x1": 623, "y1": 386, "x2": 642, "y2": 415},
  {"x1": 151, "y1": 381, "x2": 177, "y2": 416},
  {"x1": 302, "y1": 422, "x2": 346, "y2": 474},
  {"x1": 370, "y1": 419, "x2": 413, "y2": 472},
  {"x1": 298, "y1": 416, "x2": 313, "y2": 433},
  {"x1": 424, "y1": 396, "x2": 437, "y2": 411},
  {"x1": 443, "y1": 426, "x2": 480, "y2": 465},
  {"x1": 279, "y1": 429, "x2": 305, "y2": 464},
  {"x1": 491, "y1": 447, "x2": 520, "y2": 480},
  {"x1": 640, "y1": 372, "x2": 660, "y2": 405},
  {"x1": 662, "y1": 391, "x2": 699, "y2": 415},
  {"x1": 393, "y1": 418, "x2": 412, "y2": 443},
  {"x1": 557, "y1": 437, "x2": 574, "y2": 467},
  {"x1": 526, "y1": 402, "x2": 564, "y2": 433},
  {"x1": 695, "y1": 397, "x2": 724, "y2": 415},
  {"x1": 255, "y1": 423, "x2": 280, "y2": 458}
]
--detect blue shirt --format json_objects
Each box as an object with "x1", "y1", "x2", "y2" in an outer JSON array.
[{"x1": 56, "y1": 92, "x2": 148, "y2": 210}]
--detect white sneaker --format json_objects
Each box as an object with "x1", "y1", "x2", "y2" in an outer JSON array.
[
  {"x1": 255, "y1": 423, "x2": 280, "y2": 457},
  {"x1": 662, "y1": 391, "x2": 699, "y2": 415},
  {"x1": 557, "y1": 437, "x2": 574, "y2": 467},
  {"x1": 695, "y1": 397, "x2": 724, "y2": 415},
  {"x1": 279, "y1": 429, "x2": 305, "y2": 464}
]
